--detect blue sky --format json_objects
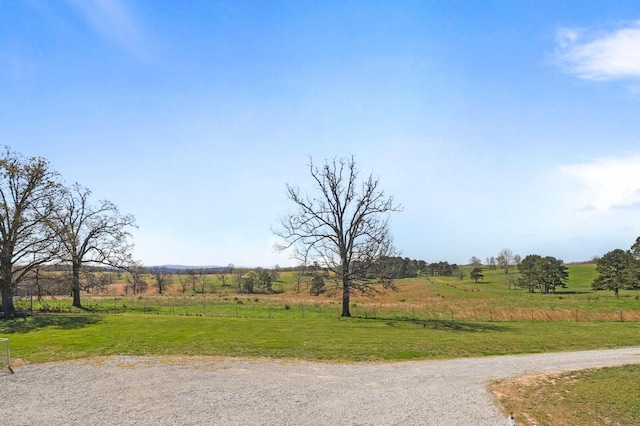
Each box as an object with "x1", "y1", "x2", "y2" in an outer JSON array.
[{"x1": 3, "y1": 1, "x2": 640, "y2": 267}]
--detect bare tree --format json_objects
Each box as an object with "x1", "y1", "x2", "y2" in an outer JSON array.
[
  {"x1": 469, "y1": 256, "x2": 482, "y2": 267},
  {"x1": 513, "y1": 254, "x2": 522, "y2": 269},
  {"x1": 274, "y1": 157, "x2": 401, "y2": 317},
  {"x1": 149, "y1": 266, "x2": 172, "y2": 294},
  {"x1": 293, "y1": 263, "x2": 307, "y2": 293},
  {"x1": 17, "y1": 266, "x2": 67, "y2": 304},
  {"x1": 217, "y1": 269, "x2": 228, "y2": 287},
  {"x1": 271, "y1": 264, "x2": 281, "y2": 282},
  {"x1": 81, "y1": 268, "x2": 112, "y2": 294},
  {"x1": 486, "y1": 256, "x2": 497, "y2": 270},
  {"x1": 125, "y1": 260, "x2": 147, "y2": 295},
  {"x1": 186, "y1": 269, "x2": 199, "y2": 292},
  {"x1": 497, "y1": 248, "x2": 514, "y2": 274},
  {"x1": 233, "y1": 267, "x2": 244, "y2": 292},
  {"x1": 196, "y1": 269, "x2": 210, "y2": 293},
  {"x1": 177, "y1": 271, "x2": 189, "y2": 294},
  {"x1": 507, "y1": 272, "x2": 517, "y2": 290},
  {"x1": 0, "y1": 147, "x2": 61, "y2": 318},
  {"x1": 50, "y1": 183, "x2": 136, "y2": 308}
]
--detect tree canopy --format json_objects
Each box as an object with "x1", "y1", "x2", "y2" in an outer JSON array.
[
  {"x1": 0, "y1": 147, "x2": 61, "y2": 317},
  {"x1": 0, "y1": 146, "x2": 136, "y2": 318},
  {"x1": 517, "y1": 254, "x2": 568, "y2": 294},
  {"x1": 470, "y1": 267, "x2": 484, "y2": 283},
  {"x1": 592, "y1": 248, "x2": 636, "y2": 296},
  {"x1": 50, "y1": 183, "x2": 136, "y2": 308}
]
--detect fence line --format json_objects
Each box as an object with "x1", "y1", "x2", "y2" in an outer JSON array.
[{"x1": 12, "y1": 296, "x2": 640, "y2": 323}]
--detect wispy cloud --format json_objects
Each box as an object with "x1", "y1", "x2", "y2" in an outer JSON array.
[
  {"x1": 65, "y1": 0, "x2": 149, "y2": 59},
  {"x1": 555, "y1": 21, "x2": 640, "y2": 81},
  {"x1": 561, "y1": 156, "x2": 640, "y2": 212}
]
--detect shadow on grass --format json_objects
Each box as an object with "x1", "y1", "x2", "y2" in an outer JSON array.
[
  {"x1": 0, "y1": 314, "x2": 103, "y2": 334},
  {"x1": 414, "y1": 319, "x2": 508, "y2": 332},
  {"x1": 356, "y1": 316, "x2": 509, "y2": 332}
]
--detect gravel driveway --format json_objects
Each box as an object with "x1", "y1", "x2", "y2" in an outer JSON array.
[{"x1": 2, "y1": 347, "x2": 640, "y2": 425}]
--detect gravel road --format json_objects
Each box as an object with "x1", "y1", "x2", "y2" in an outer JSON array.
[{"x1": 2, "y1": 347, "x2": 640, "y2": 425}]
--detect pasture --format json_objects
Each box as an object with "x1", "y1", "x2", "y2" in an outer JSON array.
[
  {"x1": 4, "y1": 263, "x2": 640, "y2": 365},
  {"x1": 11, "y1": 263, "x2": 640, "y2": 321}
]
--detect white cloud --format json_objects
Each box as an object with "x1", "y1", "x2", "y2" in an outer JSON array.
[
  {"x1": 561, "y1": 156, "x2": 640, "y2": 211},
  {"x1": 66, "y1": 0, "x2": 149, "y2": 59},
  {"x1": 555, "y1": 21, "x2": 640, "y2": 81}
]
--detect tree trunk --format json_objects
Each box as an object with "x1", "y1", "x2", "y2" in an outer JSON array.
[
  {"x1": 341, "y1": 281, "x2": 351, "y2": 317},
  {"x1": 72, "y1": 263, "x2": 82, "y2": 308},
  {"x1": 0, "y1": 258, "x2": 16, "y2": 319},
  {"x1": 1, "y1": 286, "x2": 16, "y2": 319}
]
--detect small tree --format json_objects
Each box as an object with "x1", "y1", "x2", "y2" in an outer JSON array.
[
  {"x1": 470, "y1": 267, "x2": 484, "y2": 283},
  {"x1": 192, "y1": 269, "x2": 210, "y2": 293},
  {"x1": 497, "y1": 248, "x2": 514, "y2": 274},
  {"x1": 241, "y1": 271, "x2": 258, "y2": 294},
  {"x1": 234, "y1": 267, "x2": 244, "y2": 292},
  {"x1": 150, "y1": 266, "x2": 172, "y2": 294},
  {"x1": 507, "y1": 272, "x2": 517, "y2": 290},
  {"x1": 177, "y1": 271, "x2": 189, "y2": 294},
  {"x1": 537, "y1": 256, "x2": 569, "y2": 294},
  {"x1": 469, "y1": 256, "x2": 482, "y2": 267},
  {"x1": 271, "y1": 264, "x2": 281, "y2": 282},
  {"x1": 592, "y1": 249, "x2": 634, "y2": 296},
  {"x1": 486, "y1": 256, "x2": 497, "y2": 270},
  {"x1": 257, "y1": 269, "x2": 273, "y2": 293},
  {"x1": 309, "y1": 274, "x2": 326, "y2": 296},
  {"x1": 125, "y1": 261, "x2": 147, "y2": 295},
  {"x1": 513, "y1": 254, "x2": 522, "y2": 269},
  {"x1": 518, "y1": 254, "x2": 568, "y2": 293},
  {"x1": 293, "y1": 263, "x2": 307, "y2": 293},
  {"x1": 81, "y1": 268, "x2": 112, "y2": 293},
  {"x1": 518, "y1": 254, "x2": 542, "y2": 293},
  {"x1": 217, "y1": 270, "x2": 227, "y2": 287}
]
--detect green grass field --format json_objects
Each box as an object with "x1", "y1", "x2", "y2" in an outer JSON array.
[
  {"x1": 4, "y1": 263, "x2": 640, "y2": 365},
  {"x1": 2, "y1": 263, "x2": 640, "y2": 424},
  {"x1": 3, "y1": 313, "x2": 640, "y2": 365}
]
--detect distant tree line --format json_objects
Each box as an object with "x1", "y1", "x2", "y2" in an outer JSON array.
[
  {"x1": 426, "y1": 261, "x2": 460, "y2": 277},
  {"x1": 17, "y1": 263, "x2": 288, "y2": 300},
  {"x1": 470, "y1": 249, "x2": 568, "y2": 293},
  {"x1": 376, "y1": 257, "x2": 426, "y2": 278},
  {"x1": 373, "y1": 257, "x2": 460, "y2": 278}
]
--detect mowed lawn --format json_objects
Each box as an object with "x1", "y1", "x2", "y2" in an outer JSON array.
[{"x1": 2, "y1": 312, "x2": 640, "y2": 365}]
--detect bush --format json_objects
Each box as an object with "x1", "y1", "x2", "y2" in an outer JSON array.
[{"x1": 309, "y1": 275, "x2": 326, "y2": 296}]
